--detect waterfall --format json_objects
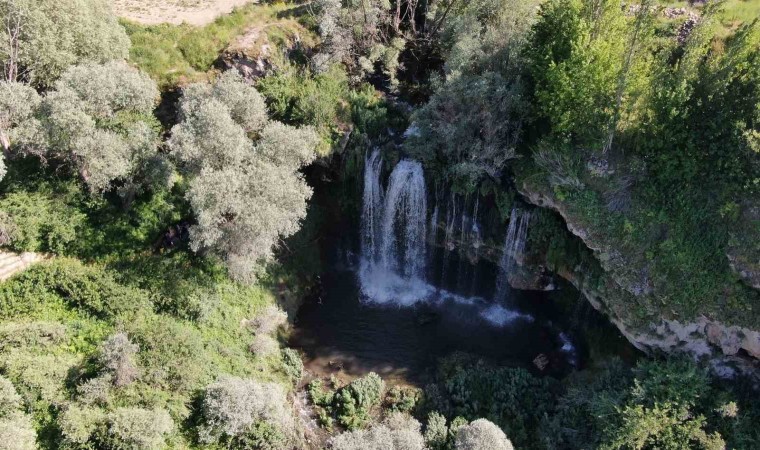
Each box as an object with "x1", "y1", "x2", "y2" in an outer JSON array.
[
  {"x1": 361, "y1": 149, "x2": 384, "y2": 265},
  {"x1": 380, "y1": 160, "x2": 428, "y2": 279},
  {"x1": 493, "y1": 208, "x2": 532, "y2": 303},
  {"x1": 360, "y1": 156, "x2": 432, "y2": 304}
]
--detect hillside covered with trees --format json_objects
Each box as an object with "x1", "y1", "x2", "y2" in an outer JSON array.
[{"x1": 0, "y1": 0, "x2": 758, "y2": 449}]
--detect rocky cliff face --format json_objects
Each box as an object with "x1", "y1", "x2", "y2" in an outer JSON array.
[{"x1": 517, "y1": 182, "x2": 760, "y2": 378}]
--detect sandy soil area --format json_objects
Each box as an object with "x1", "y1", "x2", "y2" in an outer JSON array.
[{"x1": 112, "y1": 0, "x2": 257, "y2": 26}]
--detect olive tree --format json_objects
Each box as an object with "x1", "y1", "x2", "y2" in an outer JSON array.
[
  {"x1": 0, "y1": 0, "x2": 130, "y2": 86},
  {"x1": 0, "y1": 81, "x2": 42, "y2": 160},
  {"x1": 98, "y1": 332, "x2": 140, "y2": 387},
  {"x1": 169, "y1": 71, "x2": 319, "y2": 282},
  {"x1": 0, "y1": 376, "x2": 36, "y2": 450},
  {"x1": 454, "y1": 419, "x2": 514, "y2": 450},
  {"x1": 330, "y1": 413, "x2": 426, "y2": 450},
  {"x1": 198, "y1": 375, "x2": 295, "y2": 446},
  {"x1": 32, "y1": 61, "x2": 169, "y2": 195}
]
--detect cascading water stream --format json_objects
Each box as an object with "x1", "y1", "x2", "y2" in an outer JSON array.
[
  {"x1": 379, "y1": 160, "x2": 428, "y2": 279},
  {"x1": 493, "y1": 208, "x2": 532, "y2": 303},
  {"x1": 361, "y1": 149, "x2": 384, "y2": 266},
  {"x1": 360, "y1": 156, "x2": 431, "y2": 304}
]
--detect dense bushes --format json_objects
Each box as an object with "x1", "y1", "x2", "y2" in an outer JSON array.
[
  {"x1": 423, "y1": 354, "x2": 556, "y2": 447},
  {"x1": 0, "y1": 259, "x2": 151, "y2": 319},
  {"x1": 0, "y1": 190, "x2": 85, "y2": 254},
  {"x1": 308, "y1": 372, "x2": 385, "y2": 430}
]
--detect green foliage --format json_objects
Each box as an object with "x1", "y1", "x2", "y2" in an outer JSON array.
[
  {"x1": 527, "y1": 0, "x2": 653, "y2": 150},
  {"x1": 540, "y1": 358, "x2": 760, "y2": 449},
  {"x1": 258, "y1": 64, "x2": 350, "y2": 150},
  {"x1": 0, "y1": 259, "x2": 151, "y2": 320},
  {"x1": 308, "y1": 373, "x2": 385, "y2": 430},
  {"x1": 335, "y1": 372, "x2": 385, "y2": 429},
  {"x1": 0, "y1": 190, "x2": 85, "y2": 253},
  {"x1": 230, "y1": 420, "x2": 288, "y2": 450},
  {"x1": 280, "y1": 348, "x2": 303, "y2": 384},
  {"x1": 424, "y1": 354, "x2": 557, "y2": 448},
  {"x1": 125, "y1": 313, "x2": 211, "y2": 394},
  {"x1": 385, "y1": 385, "x2": 421, "y2": 414},
  {"x1": 519, "y1": 3, "x2": 760, "y2": 328}
]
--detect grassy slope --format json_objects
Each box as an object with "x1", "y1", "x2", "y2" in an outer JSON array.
[
  {"x1": 0, "y1": 4, "x2": 321, "y2": 446},
  {"x1": 123, "y1": 2, "x2": 317, "y2": 87}
]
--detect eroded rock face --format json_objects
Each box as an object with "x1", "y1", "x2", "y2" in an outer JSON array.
[
  {"x1": 518, "y1": 182, "x2": 760, "y2": 376},
  {"x1": 218, "y1": 24, "x2": 309, "y2": 83},
  {"x1": 218, "y1": 27, "x2": 275, "y2": 82},
  {"x1": 507, "y1": 264, "x2": 556, "y2": 291}
]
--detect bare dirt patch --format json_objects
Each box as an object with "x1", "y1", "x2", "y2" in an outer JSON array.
[{"x1": 111, "y1": 0, "x2": 258, "y2": 26}]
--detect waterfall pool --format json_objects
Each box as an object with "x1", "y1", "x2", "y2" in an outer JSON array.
[
  {"x1": 289, "y1": 254, "x2": 593, "y2": 385},
  {"x1": 289, "y1": 154, "x2": 638, "y2": 386}
]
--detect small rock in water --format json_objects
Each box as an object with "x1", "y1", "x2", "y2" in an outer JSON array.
[{"x1": 533, "y1": 353, "x2": 549, "y2": 371}]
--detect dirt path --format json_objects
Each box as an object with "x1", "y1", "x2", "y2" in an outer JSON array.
[{"x1": 111, "y1": 0, "x2": 258, "y2": 26}]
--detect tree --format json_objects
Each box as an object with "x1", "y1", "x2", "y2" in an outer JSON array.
[
  {"x1": 0, "y1": 375, "x2": 36, "y2": 450},
  {"x1": 424, "y1": 411, "x2": 448, "y2": 450},
  {"x1": 526, "y1": 0, "x2": 652, "y2": 151},
  {"x1": 0, "y1": 0, "x2": 129, "y2": 87},
  {"x1": 454, "y1": 419, "x2": 514, "y2": 450},
  {"x1": 198, "y1": 376, "x2": 294, "y2": 446},
  {"x1": 0, "y1": 81, "x2": 42, "y2": 157},
  {"x1": 24, "y1": 61, "x2": 169, "y2": 196},
  {"x1": 98, "y1": 333, "x2": 140, "y2": 387},
  {"x1": 313, "y1": 0, "x2": 409, "y2": 89},
  {"x1": 331, "y1": 413, "x2": 426, "y2": 450},
  {"x1": 405, "y1": 0, "x2": 538, "y2": 189},
  {"x1": 169, "y1": 71, "x2": 319, "y2": 283}
]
